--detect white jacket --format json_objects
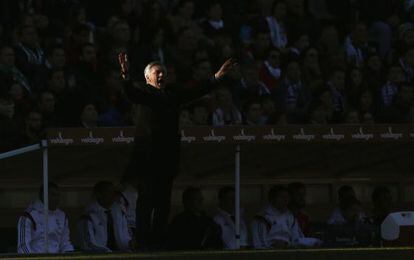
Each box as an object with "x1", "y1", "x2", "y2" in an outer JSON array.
[
  {"x1": 119, "y1": 187, "x2": 138, "y2": 229},
  {"x1": 213, "y1": 208, "x2": 249, "y2": 249},
  {"x1": 251, "y1": 206, "x2": 303, "y2": 249},
  {"x1": 17, "y1": 200, "x2": 74, "y2": 254},
  {"x1": 77, "y1": 201, "x2": 132, "y2": 252},
  {"x1": 327, "y1": 207, "x2": 366, "y2": 225}
]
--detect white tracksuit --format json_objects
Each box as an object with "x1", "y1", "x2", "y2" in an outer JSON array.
[
  {"x1": 119, "y1": 187, "x2": 138, "y2": 230},
  {"x1": 213, "y1": 208, "x2": 249, "y2": 249},
  {"x1": 251, "y1": 206, "x2": 303, "y2": 249},
  {"x1": 77, "y1": 201, "x2": 132, "y2": 252},
  {"x1": 17, "y1": 200, "x2": 74, "y2": 254}
]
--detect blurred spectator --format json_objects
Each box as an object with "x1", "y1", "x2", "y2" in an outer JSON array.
[
  {"x1": 167, "y1": 187, "x2": 222, "y2": 250},
  {"x1": 179, "y1": 108, "x2": 193, "y2": 127},
  {"x1": 37, "y1": 91, "x2": 58, "y2": 128},
  {"x1": 379, "y1": 65, "x2": 405, "y2": 109},
  {"x1": 260, "y1": 95, "x2": 279, "y2": 124},
  {"x1": 265, "y1": 1, "x2": 288, "y2": 50},
  {"x1": 259, "y1": 48, "x2": 282, "y2": 92},
  {"x1": 96, "y1": 69, "x2": 131, "y2": 127},
  {"x1": 80, "y1": 103, "x2": 99, "y2": 128},
  {"x1": 212, "y1": 86, "x2": 242, "y2": 126},
  {"x1": 213, "y1": 186, "x2": 249, "y2": 249},
  {"x1": 119, "y1": 172, "x2": 139, "y2": 234},
  {"x1": 0, "y1": 91, "x2": 20, "y2": 151},
  {"x1": 0, "y1": 45, "x2": 31, "y2": 94},
  {"x1": 201, "y1": 2, "x2": 225, "y2": 39},
  {"x1": 77, "y1": 181, "x2": 134, "y2": 252},
  {"x1": 14, "y1": 25, "x2": 46, "y2": 86},
  {"x1": 288, "y1": 182, "x2": 311, "y2": 237},
  {"x1": 327, "y1": 185, "x2": 366, "y2": 225},
  {"x1": 370, "y1": 186, "x2": 393, "y2": 226},
  {"x1": 287, "y1": 32, "x2": 310, "y2": 60},
  {"x1": 326, "y1": 196, "x2": 373, "y2": 247},
  {"x1": 344, "y1": 109, "x2": 360, "y2": 124},
  {"x1": 238, "y1": 63, "x2": 269, "y2": 100},
  {"x1": 344, "y1": 21, "x2": 373, "y2": 68},
  {"x1": 363, "y1": 53, "x2": 385, "y2": 92},
  {"x1": 243, "y1": 99, "x2": 265, "y2": 125},
  {"x1": 301, "y1": 47, "x2": 324, "y2": 95},
  {"x1": 17, "y1": 182, "x2": 74, "y2": 254},
  {"x1": 326, "y1": 69, "x2": 346, "y2": 122},
  {"x1": 19, "y1": 110, "x2": 44, "y2": 146},
  {"x1": 275, "y1": 60, "x2": 310, "y2": 123},
  {"x1": 190, "y1": 102, "x2": 210, "y2": 125},
  {"x1": 185, "y1": 59, "x2": 213, "y2": 90}
]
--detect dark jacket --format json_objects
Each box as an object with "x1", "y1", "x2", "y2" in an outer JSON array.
[{"x1": 123, "y1": 79, "x2": 217, "y2": 177}]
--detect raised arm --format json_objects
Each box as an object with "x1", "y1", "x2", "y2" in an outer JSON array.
[
  {"x1": 177, "y1": 58, "x2": 238, "y2": 105},
  {"x1": 118, "y1": 53, "x2": 160, "y2": 107}
]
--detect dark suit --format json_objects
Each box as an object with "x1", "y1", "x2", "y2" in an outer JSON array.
[{"x1": 123, "y1": 79, "x2": 217, "y2": 247}]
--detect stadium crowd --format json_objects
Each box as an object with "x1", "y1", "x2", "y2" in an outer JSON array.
[
  {"x1": 0, "y1": 0, "x2": 410, "y2": 254},
  {"x1": 1, "y1": 0, "x2": 414, "y2": 152}
]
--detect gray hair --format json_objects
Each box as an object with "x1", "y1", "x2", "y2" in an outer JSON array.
[{"x1": 143, "y1": 61, "x2": 167, "y2": 79}]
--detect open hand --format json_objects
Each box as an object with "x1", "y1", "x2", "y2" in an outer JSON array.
[
  {"x1": 214, "y1": 58, "x2": 238, "y2": 80},
  {"x1": 118, "y1": 52, "x2": 129, "y2": 80}
]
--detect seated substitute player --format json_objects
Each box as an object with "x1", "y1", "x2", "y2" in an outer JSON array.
[
  {"x1": 213, "y1": 186, "x2": 249, "y2": 249},
  {"x1": 167, "y1": 187, "x2": 222, "y2": 250},
  {"x1": 77, "y1": 181, "x2": 135, "y2": 252},
  {"x1": 17, "y1": 182, "x2": 74, "y2": 254},
  {"x1": 251, "y1": 185, "x2": 320, "y2": 249}
]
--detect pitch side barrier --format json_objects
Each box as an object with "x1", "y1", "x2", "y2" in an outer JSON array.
[
  {"x1": 2, "y1": 124, "x2": 413, "y2": 253},
  {"x1": 44, "y1": 124, "x2": 414, "y2": 250}
]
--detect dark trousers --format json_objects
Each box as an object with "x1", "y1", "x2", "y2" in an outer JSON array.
[
  {"x1": 135, "y1": 173, "x2": 174, "y2": 248},
  {"x1": 130, "y1": 140, "x2": 179, "y2": 248}
]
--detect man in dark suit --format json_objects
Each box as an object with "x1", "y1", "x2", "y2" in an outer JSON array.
[{"x1": 119, "y1": 54, "x2": 236, "y2": 249}]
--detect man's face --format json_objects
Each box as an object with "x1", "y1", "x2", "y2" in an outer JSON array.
[
  {"x1": 216, "y1": 88, "x2": 233, "y2": 107},
  {"x1": 26, "y1": 112, "x2": 42, "y2": 132},
  {"x1": 267, "y1": 50, "x2": 281, "y2": 67},
  {"x1": 146, "y1": 65, "x2": 166, "y2": 89},
  {"x1": 290, "y1": 187, "x2": 306, "y2": 208},
  {"x1": 255, "y1": 33, "x2": 270, "y2": 51},
  {"x1": 48, "y1": 186, "x2": 60, "y2": 211},
  {"x1": 82, "y1": 104, "x2": 98, "y2": 124},
  {"x1": 0, "y1": 98, "x2": 15, "y2": 118},
  {"x1": 0, "y1": 47, "x2": 15, "y2": 67},
  {"x1": 186, "y1": 190, "x2": 204, "y2": 213},
  {"x1": 194, "y1": 61, "x2": 212, "y2": 80},
  {"x1": 352, "y1": 23, "x2": 368, "y2": 46},
  {"x1": 113, "y1": 22, "x2": 131, "y2": 44},
  {"x1": 247, "y1": 103, "x2": 262, "y2": 124},
  {"x1": 367, "y1": 55, "x2": 382, "y2": 71},
  {"x1": 49, "y1": 49, "x2": 66, "y2": 69},
  {"x1": 40, "y1": 92, "x2": 55, "y2": 113},
  {"x1": 49, "y1": 71, "x2": 66, "y2": 93},
  {"x1": 21, "y1": 26, "x2": 39, "y2": 47},
  {"x1": 331, "y1": 71, "x2": 345, "y2": 89},
  {"x1": 192, "y1": 106, "x2": 208, "y2": 125},
  {"x1": 9, "y1": 83, "x2": 24, "y2": 101},
  {"x1": 271, "y1": 191, "x2": 289, "y2": 212},
  {"x1": 273, "y1": 2, "x2": 287, "y2": 19},
  {"x1": 208, "y1": 3, "x2": 222, "y2": 20}
]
